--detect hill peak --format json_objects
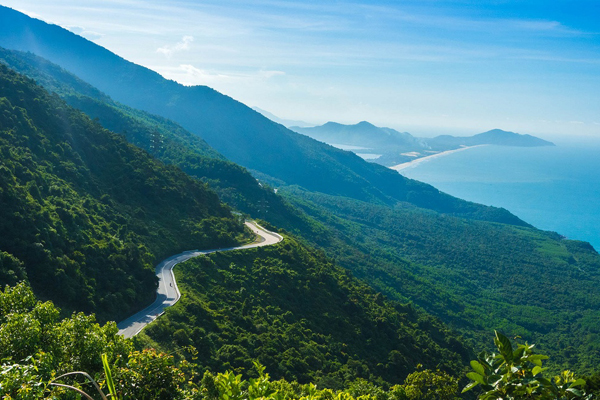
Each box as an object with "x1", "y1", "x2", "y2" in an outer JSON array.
[
  {"x1": 356, "y1": 120, "x2": 376, "y2": 127},
  {"x1": 474, "y1": 129, "x2": 555, "y2": 146}
]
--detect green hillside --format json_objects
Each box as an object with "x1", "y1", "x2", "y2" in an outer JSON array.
[
  {"x1": 278, "y1": 187, "x2": 600, "y2": 373},
  {"x1": 0, "y1": 64, "x2": 248, "y2": 322},
  {"x1": 6, "y1": 284, "x2": 589, "y2": 400},
  {"x1": 0, "y1": 46, "x2": 319, "y2": 233},
  {"x1": 138, "y1": 237, "x2": 471, "y2": 387}
]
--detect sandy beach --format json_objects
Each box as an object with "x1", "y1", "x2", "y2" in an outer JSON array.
[{"x1": 390, "y1": 145, "x2": 487, "y2": 172}]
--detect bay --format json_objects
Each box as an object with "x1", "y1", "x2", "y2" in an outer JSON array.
[{"x1": 398, "y1": 136, "x2": 600, "y2": 250}]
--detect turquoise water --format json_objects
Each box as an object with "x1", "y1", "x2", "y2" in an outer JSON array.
[{"x1": 399, "y1": 137, "x2": 600, "y2": 250}]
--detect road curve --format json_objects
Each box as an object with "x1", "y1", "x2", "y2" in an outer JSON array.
[{"x1": 117, "y1": 221, "x2": 283, "y2": 338}]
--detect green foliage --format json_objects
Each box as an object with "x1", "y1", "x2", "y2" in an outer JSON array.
[
  {"x1": 192, "y1": 364, "x2": 459, "y2": 400},
  {"x1": 141, "y1": 237, "x2": 471, "y2": 387},
  {"x1": 2, "y1": 283, "x2": 588, "y2": 400},
  {"x1": 0, "y1": 283, "x2": 131, "y2": 399},
  {"x1": 400, "y1": 368, "x2": 459, "y2": 400},
  {"x1": 112, "y1": 349, "x2": 184, "y2": 400},
  {"x1": 102, "y1": 353, "x2": 120, "y2": 400},
  {"x1": 0, "y1": 63, "x2": 248, "y2": 321},
  {"x1": 279, "y1": 187, "x2": 600, "y2": 373},
  {"x1": 0, "y1": 283, "x2": 187, "y2": 399},
  {"x1": 181, "y1": 362, "x2": 460, "y2": 400},
  {"x1": 0, "y1": 281, "x2": 464, "y2": 400},
  {"x1": 463, "y1": 331, "x2": 590, "y2": 400},
  {"x1": 0, "y1": 283, "x2": 131, "y2": 373},
  {"x1": 0, "y1": 251, "x2": 26, "y2": 287}
]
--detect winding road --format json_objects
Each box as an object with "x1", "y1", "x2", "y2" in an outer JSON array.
[{"x1": 117, "y1": 221, "x2": 283, "y2": 338}]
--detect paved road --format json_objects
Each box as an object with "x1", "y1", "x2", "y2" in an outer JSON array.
[{"x1": 117, "y1": 221, "x2": 283, "y2": 338}]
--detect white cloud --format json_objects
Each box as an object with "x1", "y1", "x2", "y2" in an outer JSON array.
[
  {"x1": 258, "y1": 70, "x2": 285, "y2": 78},
  {"x1": 570, "y1": 121, "x2": 585, "y2": 124},
  {"x1": 14, "y1": 8, "x2": 41, "y2": 19},
  {"x1": 178, "y1": 64, "x2": 236, "y2": 83},
  {"x1": 66, "y1": 26, "x2": 104, "y2": 41},
  {"x1": 154, "y1": 64, "x2": 285, "y2": 86},
  {"x1": 157, "y1": 36, "x2": 194, "y2": 57},
  {"x1": 366, "y1": 4, "x2": 592, "y2": 37}
]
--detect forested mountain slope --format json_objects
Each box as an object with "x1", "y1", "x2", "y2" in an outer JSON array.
[
  {"x1": 0, "y1": 5, "x2": 527, "y2": 226},
  {"x1": 138, "y1": 238, "x2": 472, "y2": 387},
  {"x1": 278, "y1": 187, "x2": 600, "y2": 373},
  {"x1": 0, "y1": 64, "x2": 247, "y2": 322},
  {"x1": 0, "y1": 46, "x2": 319, "y2": 233}
]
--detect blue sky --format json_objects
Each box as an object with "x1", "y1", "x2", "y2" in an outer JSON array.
[{"x1": 3, "y1": 0, "x2": 600, "y2": 138}]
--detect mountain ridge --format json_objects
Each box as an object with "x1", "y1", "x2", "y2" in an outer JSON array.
[
  {"x1": 252, "y1": 106, "x2": 313, "y2": 128},
  {"x1": 0, "y1": 5, "x2": 530, "y2": 227},
  {"x1": 291, "y1": 120, "x2": 423, "y2": 150},
  {"x1": 429, "y1": 128, "x2": 555, "y2": 149},
  {"x1": 291, "y1": 120, "x2": 554, "y2": 166}
]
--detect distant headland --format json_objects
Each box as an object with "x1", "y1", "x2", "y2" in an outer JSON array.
[{"x1": 289, "y1": 121, "x2": 554, "y2": 167}]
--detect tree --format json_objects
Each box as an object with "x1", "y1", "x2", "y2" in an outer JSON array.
[{"x1": 463, "y1": 331, "x2": 590, "y2": 400}]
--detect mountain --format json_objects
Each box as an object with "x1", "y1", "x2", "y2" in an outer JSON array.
[
  {"x1": 252, "y1": 106, "x2": 313, "y2": 128},
  {"x1": 0, "y1": 5, "x2": 528, "y2": 226},
  {"x1": 292, "y1": 121, "x2": 554, "y2": 166},
  {"x1": 0, "y1": 46, "x2": 316, "y2": 231},
  {"x1": 291, "y1": 121, "x2": 423, "y2": 150},
  {"x1": 5, "y1": 6, "x2": 600, "y2": 373},
  {"x1": 0, "y1": 63, "x2": 247, "y2": 322},
  {"x1": 427, "y1": 129, "x2": 555, "y2": 150}
]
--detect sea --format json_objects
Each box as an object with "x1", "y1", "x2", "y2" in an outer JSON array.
[{"x1": 397, "y1": 135, "x2": 600, "y2": 250}]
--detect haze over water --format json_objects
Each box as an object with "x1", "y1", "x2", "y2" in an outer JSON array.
[{"x1": 399, "y1": 136, "x2": 600, "y2": 250}]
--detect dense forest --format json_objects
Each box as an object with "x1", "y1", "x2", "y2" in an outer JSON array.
[
  {"x1": 0, "y1": 284, "x2": 593, "y2": 399},
  {"x1": 278, "y1": 187, "x2": 600, "y2": 373},
  {"x1": 0, "y1": 64, "x2": 248, "y2": 322},
  {"x1": 0, "y1": 46, "x2": 315, "y2": 231},
  {"x1": 138, "y1": 238, "x2": 470, "y2": 388}
]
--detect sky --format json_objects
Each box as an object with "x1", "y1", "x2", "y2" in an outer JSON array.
[{"x1": 3, "y1": 0, "x2": 600, "y2": 138}]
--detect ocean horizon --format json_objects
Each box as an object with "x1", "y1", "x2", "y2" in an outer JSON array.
[{"x1": 398, "y1": 135, "x2": 600, "y2": 251}]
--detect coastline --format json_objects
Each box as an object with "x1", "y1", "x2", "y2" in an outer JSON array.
[{"x1": 390, "y1": 145, "x2": 488, "y2": 172}]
